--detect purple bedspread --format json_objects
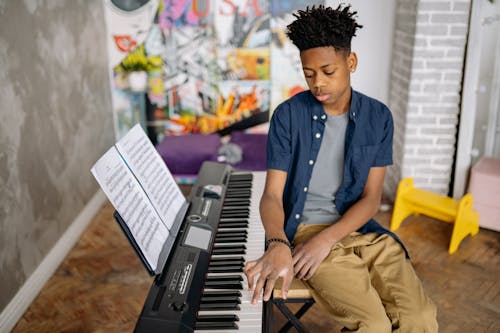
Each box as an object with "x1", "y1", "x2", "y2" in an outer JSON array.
[
  {"x1": 155, "y1": 131, "x2": 268, "y2": 176},
  {"x1": 229, "y1": 131, "x2": 267, "y2": 171},
  {"x1": 156, "y1": 134, "x2": 221, "y2": 175}
]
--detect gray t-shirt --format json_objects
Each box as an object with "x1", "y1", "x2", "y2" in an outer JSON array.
[{"x1": 301, "y1": 111, "x2": 349, "y2": 224}]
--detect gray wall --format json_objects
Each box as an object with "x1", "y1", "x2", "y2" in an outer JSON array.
[{"x1": 0, "y1": 0, "x2": 114, "y2": 312}]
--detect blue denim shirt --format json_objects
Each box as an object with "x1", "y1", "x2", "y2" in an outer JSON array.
[{"x1": 266, "y1": 89, "x2": 407, "y2": 256}]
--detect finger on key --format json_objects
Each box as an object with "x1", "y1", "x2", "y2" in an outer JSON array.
[
  {"x1": 244, "y1": 261, "x2": 260, "y2": 290},
  {"x1": 252, "y1": 274, "x2": 267, "y2": 304}
]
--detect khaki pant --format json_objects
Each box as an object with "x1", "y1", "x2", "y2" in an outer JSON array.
[{"x1": 293, "y1": 224, "x2": 438, "y2": 333}]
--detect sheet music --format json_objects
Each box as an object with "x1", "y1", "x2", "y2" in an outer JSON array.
[
  {"x1": 91, "y1": 147, "x2": 169, "y2": 271},
  {"x1": 115, "y1": 124, "x2": 186, "y2": 230}
]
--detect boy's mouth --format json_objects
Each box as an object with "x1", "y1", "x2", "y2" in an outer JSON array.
[{"x1": 314, "y1": 93, "x2": 330, "y2": 102}]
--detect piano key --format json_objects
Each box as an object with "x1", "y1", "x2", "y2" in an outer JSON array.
[
  {"x1": 202, "y1": 290, "x2": 242, "y2": 297},
  {"x1": 220, "y1": 213, "x2": 249, "y2": 219},
  {"x1": 197, "y1": 301, "x2": 263, "y2": 316},
  {"x1": 194, "y1": 321, "x2": 239, "y2": 330},
  {"x1": 222, "y1": 199, "x2": 251, "y2": 205},
  {"x1": 196, "y1": 314, "x2": 239, "y2": 322},
  {"x1": 199, "y1": 302, "x2": 241, "y2": 311},
  {"x1": 200, "y1": 296, "x2": 241, "y2": 304},
  {"x1": 194, "y1": 171, "x2": 266, "y2": 333},
  {"x1": 216, "y1": 223, "x2": 249, "y2": 229},
  {"x1": 214, "y1": 237, "x2": 247, "y2": 244},
  {"x1": 207, "y1": 266, "x2": 243, "y2": 273},
  {"x1": 204, "y1": 281, "x2": 243, "y2": 290},
  {"x1": 219, "y1": 217, "x2": 248, "y2": 223},
  {"x1": 209, "y1": 255, "x2": 245, "y2": 262},
  {"x1": 214, "y1": 233, "x2": 248, "y2": 239},
  {"x1": 209, "y1": 261, "x2": 244, "y2": 269},
  {"x1": 212, "y1": 248, "x2": 246, "y2": 255},
  {"x1": 206, "y1": 274, "x2": 243, "y2": 281},
  {"x1": 222, "y1": 206, "x2": 250, "y2": 212}
]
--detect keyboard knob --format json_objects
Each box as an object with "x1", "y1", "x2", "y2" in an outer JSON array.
[{"x1": 170, "y1": 301, "x2": 187, "y2": 312}]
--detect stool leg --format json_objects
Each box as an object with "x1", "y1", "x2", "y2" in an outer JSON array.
[
  {"x1": 391, "y1": 178, "x2": 415, "y2": 231},
  {"x1": 266, "y1": 299, "x2": 274, "y2": 333},
  {"x1": 275, "y1": 299, "x2": 310, "y2": 333},
  {"x1": 278, "y1": 301, "x2": 315, "y2": 333},
  {"x1": 449, "y1": 194, "x2": 480, "y2": 254}
]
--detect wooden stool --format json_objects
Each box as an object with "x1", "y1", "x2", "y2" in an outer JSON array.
[
  {"x1": 267, "y1": 278, "x2": 315, "y2": 333},
  {"x1": 390, "y1": 177, "x2": 480, "y2": 254}
]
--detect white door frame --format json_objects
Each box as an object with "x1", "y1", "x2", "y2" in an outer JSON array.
[{"x1": 453, "y1": 0, "x2": 483, "y2": 199}]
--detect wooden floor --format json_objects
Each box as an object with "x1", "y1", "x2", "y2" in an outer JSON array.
[{"x1": 12, "y1": 187, "x2": 500, "y2": 332}]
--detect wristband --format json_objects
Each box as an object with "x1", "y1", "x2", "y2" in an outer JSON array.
[{"x1": 265, "y1": 238, "x2": 293, "y2": 251}]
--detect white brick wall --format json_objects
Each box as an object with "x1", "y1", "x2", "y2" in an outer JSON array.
[{"x1": 386, "y1": 0, "x2": 471, "y2": 199}]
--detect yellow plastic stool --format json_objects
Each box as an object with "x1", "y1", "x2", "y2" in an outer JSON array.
[{"x1": 390, "y1": 177, "x2": 480, "y2": 254}]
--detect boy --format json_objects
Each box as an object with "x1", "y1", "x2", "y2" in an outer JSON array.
[{"x1": 244, "y1": 5, "x2": 438, "y2": 332}]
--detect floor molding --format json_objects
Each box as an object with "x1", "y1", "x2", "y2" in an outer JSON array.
[{"x1": 0, "y1": 190, "x2": 106, "y2": 333}]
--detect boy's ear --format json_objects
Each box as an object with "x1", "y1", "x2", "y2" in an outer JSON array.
[{"x1": 347, "y1": 52, "x2": 358, "y2": 72}]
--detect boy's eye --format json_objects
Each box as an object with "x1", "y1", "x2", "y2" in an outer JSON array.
[{"x1": 325, "y1": 71, "x2": 335, "y2": 75}]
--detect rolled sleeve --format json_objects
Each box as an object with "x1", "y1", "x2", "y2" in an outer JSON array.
[
  {"x1": 373, "y1": 109, "x2": 394, "y2": 167},
  {"x1": 266, "y1": 104, "x2": 291, "y2": 171}
]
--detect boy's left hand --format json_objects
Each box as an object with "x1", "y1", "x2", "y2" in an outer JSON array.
[{"x1": 292, "y1": 233, "x2": 333, "y2": 280}]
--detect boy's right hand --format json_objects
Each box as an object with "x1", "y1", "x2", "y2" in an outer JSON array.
[{"x1": 243, "y1": 243, "x2": 294, "y2": 304}]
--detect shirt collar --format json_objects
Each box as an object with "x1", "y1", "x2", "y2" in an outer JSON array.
[
  {"x1": 308, "y1": 88, "x2": 358, "y2": 123},
  {"x1": 348, "y1": 88, "x2": 359, "y2": 122}
]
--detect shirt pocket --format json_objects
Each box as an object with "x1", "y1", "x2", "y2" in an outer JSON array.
[{"x1": 350, "y1": 144, "x2": 381, "y2": 186}]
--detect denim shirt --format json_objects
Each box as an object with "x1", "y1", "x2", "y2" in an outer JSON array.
[{"x1": 266, "y1": 89, "x2": 408, "y2": 256}]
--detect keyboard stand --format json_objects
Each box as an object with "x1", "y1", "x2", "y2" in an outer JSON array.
[{"x1": 267, "y1": 278, "x2": 315, "y2": 333}]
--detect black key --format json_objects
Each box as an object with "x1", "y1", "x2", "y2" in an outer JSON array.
[
  {"x1": 202, "y1": 290, "x2": 241, "y2": 297},
  {"x1": 196, "y1": 314, "x2": 239, "y2": 322},
  {"x1": 204, "y1": 281, "x2": 243, "y2": 289},
  {"x1": 222, "y1": 198, "x2": 251, "y2": 205},
  {"x1": 200, "y1": 296, "x2": 241, "y2": 304},
  {"x1": 217, "y1": 222, "x2": 248, "y2": 228},
  {"x1": 218, "y1": 223, "x2": 248, "y2": 228},
  {"x1": 212, "y1": 248, "x2": 246, "y2": 255},
  {"x1": 206, "y1": 274, "x2": 243, "y2": 282},
  {"x1": 194, "y1": 321, "x2": 239, "y2": 330},
  {"x1": 225, "y1": 190, "x2": 251, "y2": 196},
  {"x1": 215, "y1": 231, "x2": 247, "y2": 238},
  {"x1": 227, "y1": 182, "x2": 252, "y2": 189},
  {"x1": 208, "y1": 265, "x2": 243, "y2": 273},
  {"x1": 229, "y1": 172, "x2": 252, "y2": 179},
  {"x1": 214, "y1": 237, "x2": 247, "y2": 243},
  {"x1": 219, "y1": 218, "x2": 248, "y2": 222},
  {"x1": 222, "y1": 206, "x2": 250, "y2": 212},
  {"x1": 209, "y1": 259, "x2": 244, "y2": 267},
  {"x1": 220, "y1": 212, "x2": 249, "y2": 218},
  {"x1": 209, "y1": 256, "x2": 245, "y2": 262},
  {"x1": 199, "y1": 303, "x2": 241, "y2": 311},
  {"x1": 213, "y1": 244, "x2": 246, "y2": 250}
]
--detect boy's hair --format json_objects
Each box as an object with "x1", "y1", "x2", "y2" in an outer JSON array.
[{"x1": 286, "y1": 5, "x2": 363, "y2": 53}]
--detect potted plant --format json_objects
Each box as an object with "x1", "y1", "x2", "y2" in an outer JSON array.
[{"x1": 116, "y1": 45, "x2": 149, "y2": 92}]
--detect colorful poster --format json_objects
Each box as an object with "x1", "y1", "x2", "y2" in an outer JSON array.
[{"x1": 105, "y1": 0, "x2": 322, "y2": 140}]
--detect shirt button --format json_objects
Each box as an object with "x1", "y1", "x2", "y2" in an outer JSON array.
[
  {"x1": 315, "y1": 133, "x2": 321, "y2": 139},
  {"x1": 295, "y1": 214, "x2": 300, "y2": 219},
  {"x1": 309, "y1": 160, "x2": 314, "y2": 165},
  {"x1": 353, "y1": 112, "x2": 356, "y2": 116},
  {"x1": 313, "y1": 115, "x2": 318, "y2": 120},
  {"x1": 304, "y1": 187, "x2": 308, "y2": 192},
  {"x1": 321, "y1": 114, "x2": 326, "y2": 120}
]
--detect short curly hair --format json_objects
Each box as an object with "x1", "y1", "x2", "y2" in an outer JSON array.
[{"x1": 286, "y1": 4, "x2": 363, "y2": 53}]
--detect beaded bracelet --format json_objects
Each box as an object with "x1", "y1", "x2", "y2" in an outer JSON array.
[{"x1": 265, "y1": 238, "x2": 293, "y2": 251}]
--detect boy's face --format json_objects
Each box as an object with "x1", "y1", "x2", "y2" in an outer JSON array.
[{"x1": 300, "y1": 46, "x2": 357, "y2": 114}]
